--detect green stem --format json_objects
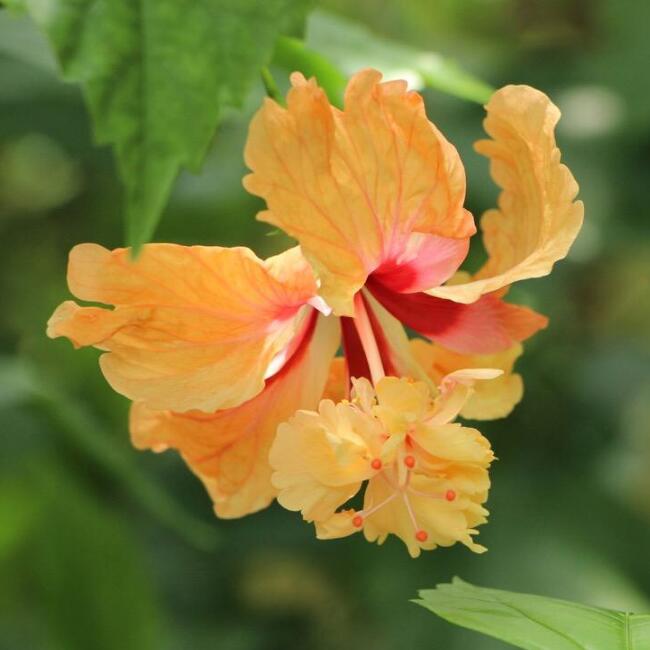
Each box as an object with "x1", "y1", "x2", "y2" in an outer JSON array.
[{"x1": 260, "y1": 66, "x2": 282, "y2": 103}]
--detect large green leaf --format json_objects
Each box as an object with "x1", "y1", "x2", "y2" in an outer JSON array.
[
  {"x1": 306, "y1": 10, "x2": 494, "y2": 104},
  {"x1": 415, "y1": 578, "x2": 650, "y2": 650},
  {"x1": 21, "y1": 0, "x2": 310, "y2": 248}
]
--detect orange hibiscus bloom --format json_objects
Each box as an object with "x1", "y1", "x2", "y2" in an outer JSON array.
[{"x1": 47, "y1": 69, "x2": 582, "y2": 546}]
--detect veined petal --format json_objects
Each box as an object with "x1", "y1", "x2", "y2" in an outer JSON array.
[
  {"x1": 367, "y1": 277, "x2": 547, "y2": 354},
  {"x1": 244, "y1": 69, "x2": 474, "y2": 316},
  {"x1": 130, "y1": 313, "x2": 339, "y2": 519},
  {"x1": 427, "y1": 85, "x2": 584, "y2": 303},
  {"x1": 47, "y1": 243, "x2": 317, "y2": 413},
  {"x1": 411, "y1": 338, "x2": 524, "y2": 420}
]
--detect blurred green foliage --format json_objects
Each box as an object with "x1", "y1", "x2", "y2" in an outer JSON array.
[{"x1": 0, "y1": 1, "x2": 649, "y2": 649}]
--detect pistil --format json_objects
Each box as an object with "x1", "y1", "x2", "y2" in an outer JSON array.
[{"x1": 352, "y1": 458, "x2": 457, "y2": 544}]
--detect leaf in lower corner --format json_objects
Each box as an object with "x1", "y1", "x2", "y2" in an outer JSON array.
[
  {"x1": 414, "y1": 578, "x2": 650, "y2": 650},
  {"x1": 22, "y1": 0, "x2": 311, "y2": 249}
]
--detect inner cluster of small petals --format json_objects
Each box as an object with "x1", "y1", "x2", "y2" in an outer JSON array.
[{"x1": 270, "y1": 375, "x2": 495, "y2": 557}]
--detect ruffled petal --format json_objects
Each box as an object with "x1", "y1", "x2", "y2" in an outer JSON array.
[
  {"x1": 362, "y1": 472, "x2": 489, "y2": 557},
  {"x1": 47, "y1": 243, "x2": 317, "y2": 412},
  {"x1": 411, "y1": 338, "x2": 524, "y2": 420},
  {"x1": 244, "y1": 69, "x2": 474, "y2": 316},
  {"x1": 427, "y1": 85, "x2": 584, "y2": 303},
  {"x1": 130, "y1": 313, "x2": 339, "y2": 519}
]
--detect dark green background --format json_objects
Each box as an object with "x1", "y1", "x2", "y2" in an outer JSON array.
[{"x1": 1, "y1": 1, "x2": 649, "y2": 648}]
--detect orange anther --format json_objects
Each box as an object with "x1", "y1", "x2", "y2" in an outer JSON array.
[
  {"x1": 445, "y1": 489, "x2": 457, "y2": 502},
  {"x1": 404, "y1": 455, "x2": 416, "y2": 469},
  {"x1": 415, "y1": 530, "x2": 428, "y2": 542},
  {"x1": 352, "y1": 515, "x2": 364, "y2": 528},
  {"x1": 370, "y1": 458, "x2": 382, "y2": 470}
]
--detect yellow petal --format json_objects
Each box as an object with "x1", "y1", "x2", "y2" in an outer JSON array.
[
  {"x1": 270, "y1": 398, "x2": 382, "y2": 521},
  {"x1": 130, "y1": 313, "x2": 339, "y2": 519},
  {"x1": 412, "y1": 422, "x2": 495, "y2": 465},
  {"x1": 411, "y1": 338, "x2": 524, "y2": 420},
  {"x1": 361, "y1": 472, "x2": 489, "y2": 557},
  {"x1": 427, "y1": 85, "x2": 583, "y2": 303},
  {"x1": 270, "y1": 405, "x2": 370, "y2": 520},
  {"x1": 315, "y1": 510, "x2": 357, "y2": 540},
  {"x1": 373, "y1": 376, "x2": 430, "y2": 434},
  {"x1": 47, "y1": 243, "x2": 317, "y2": 413},
  {"x1": 244, "y1": 69, "x2": 474, "y2": 316}
]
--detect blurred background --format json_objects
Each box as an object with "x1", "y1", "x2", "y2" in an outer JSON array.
[{"x1": 1, "y1": 1, "x2": 649, "y2": 648}]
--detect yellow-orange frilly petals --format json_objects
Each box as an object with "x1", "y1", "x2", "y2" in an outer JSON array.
[
  {"x1": 427, "y1": 85, "x2": 584, "y2": 304},
  {"x1": 270, "y1": 373, "x2": 497, "y2": 557},
  {"x1": 47, "y1": 243, "x2": 317, "y2": 413},
  {"x1": 410, "y1": 338, "x2": 524, "y2": 420},
  {"x1": 130, "y1": 315, "x2": 339, "y2": 518},
  {"x1": 244, "y1": 69, "x2": 474, "y2": 316}
]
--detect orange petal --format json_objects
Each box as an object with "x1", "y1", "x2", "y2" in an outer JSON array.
[
  {"x1": 427, "y1": 85, "x2": 583, "y2": 303},
  {"x1": 244, "y1": 69, "x2": 474, "y2": 316},
  {"x1": 130, "y1": 313, "x2": 340, "y2": 519},
  {"x1": 47, "y1": 243, "x2": 317, "y2": 413},
  {"x1": 411, "y1": 338, "x2": 524, "y2": 420}
]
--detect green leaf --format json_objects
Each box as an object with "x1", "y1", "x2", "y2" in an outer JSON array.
[
  {"x1": 272, "y1": 35, "x2": 346, "y2": 106},
  {"x1": 306, "y1": 9, "x2": 494, "y2": 104},
  {"x1": 22, "y1": 0, "x2": 311, "y2": 249},
  {"x1": 414, "y1": 578, "x2": 650, "y2": 650}
]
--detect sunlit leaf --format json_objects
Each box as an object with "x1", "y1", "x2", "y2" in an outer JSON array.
[
  {"x1": 414, "y1": 578, "x2": 650, "y2": 649},
  {"x1": 21, "y1": 0, "x2": 311, "y2": 249},
  {"x1": 306, "y1": 9, "x2": 493, "y2": 104}
]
